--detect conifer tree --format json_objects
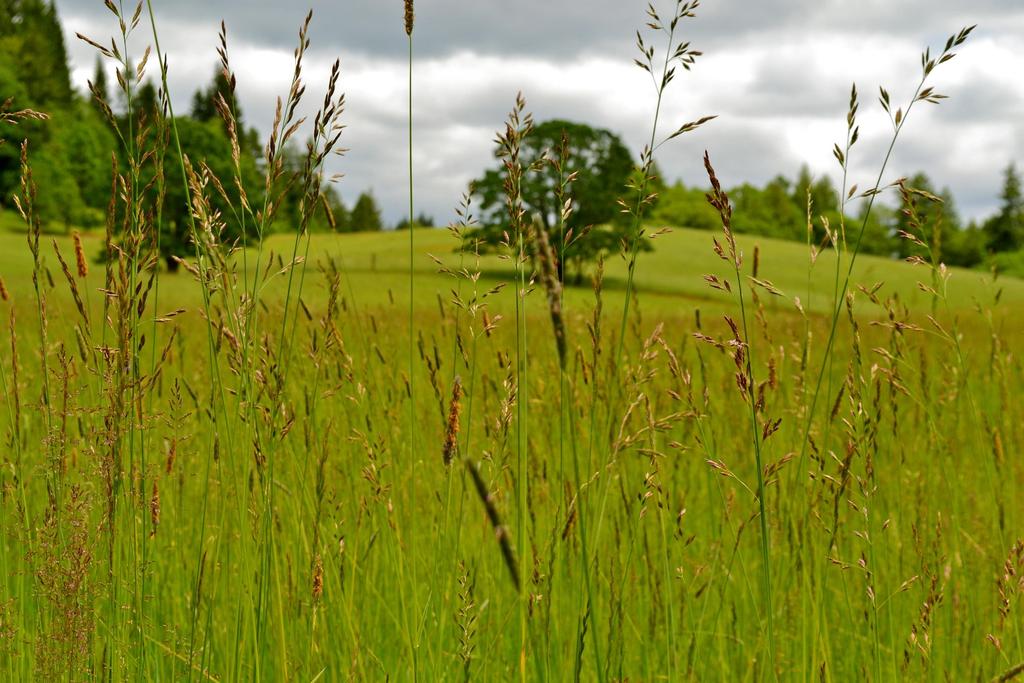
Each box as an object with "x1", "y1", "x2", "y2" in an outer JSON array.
[
  {"x1": 0, "y1": 0, "x2": 73, "y2": 107},
  {"x1": 985, "y1": 164, "x2": 1023, "y2": 253},
  {"x1": 351, "y1": 192, "x2": 384, "y2": 232}
]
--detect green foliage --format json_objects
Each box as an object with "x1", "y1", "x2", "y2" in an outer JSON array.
[
  {"x1": 133, "y1": 80, "x2": 160, "y2": 127},
  {"x1": 319, "y1": 185, "x2": 350, "y2": 232},
  {"x1": 731, "y1": 176, "x2": 806, "y2": 241},
  {"x1": 0, "y1": 59, "x2": 30, "y2": 204},
  {"x1": 272, "y1": 144, "x2": 352, "y2": 234},
  {"x1": 59, "y1": 100, "x2": 116, "y2": 214},
  {"x1": 648, "y1": 163, "x2": 1000, "y2": 266},
  {"x1": 395, "y1": 212, "x2": 434, "y2": 230},
  {"x1": 0, "y1": 0, "x2": 112, "y2": 230},
  {"x1": 894, "y1": 173, "x2": 958, "y2": 259},
  {"x1": 649, "y1": 167, "x2": 898, "y2": 257},
  {"x1": 0, "y1": 0, "x2": 72, "y2": 108},
  {"x1": 985, "y1": 164, "x2": 1023, "y2": 253},
  {"x1": 990, "y1": 247, "x2": 1024, "y2": 278},
  {"x1": 891, "y1": 172, "x2": 993, "y2": 269},
  {"x1": 850, "y1": 201, "x2": 896, "y2": 256},
  {"x1": 944, "y1": 222, "x2": 987, "y2": 268},
  {"x1": 469, "y1": 119, "x2": 636, "y2": 281},
  {"x1": 650, "y1": 180, "x2": 720, "y2": 231},
  {"x1": 793, "y1": 165, "x2": 840, "y2": 213},
  {"x1": 159, "y1": 116, "x2": 264, "y2": 268},
  {"x1": 0, "y1": 103, "x2": 112, "y2": 229},
  {"x1": 189, "y1": 64, "x2": 260, "y2": 154},
  {"x1": 350, "y1": 191, "x2": 383, "y2": 231},
  {"x1": 791, "y1": 165, "x2": 845, "y2": 244},
  {"x1": 0, "y1": 55, "x2": 27, "y2": 110},
  {"x1": 89, "y1": 56, "x2": 109, "y2": 119},
  {"x1": 20, "y1": 130, "x2": 83, "y2": 228},
  {"x1": 191, "y1": 66, "x2": 242, "y2": 127}
]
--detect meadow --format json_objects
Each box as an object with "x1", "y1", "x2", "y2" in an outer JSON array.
[{"x1": 1, "y1": 1, "x2": 1023, "y2": 682}]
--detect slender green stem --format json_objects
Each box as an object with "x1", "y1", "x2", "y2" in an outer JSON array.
[
  {"x1": 796, "y1": 73, "x2": 930, "y2": 484},
  {"x1": 144, "y1": 4, "x2": 244, "y2": 677},
  {"x1": 406, "y1": 28, "x2": 421, "y2": 680},
  {"x1": 731, "y1": 256, "x2": 777, "y2": 676}
]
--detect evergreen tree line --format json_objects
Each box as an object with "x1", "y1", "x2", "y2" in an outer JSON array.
[{"x1": 0, "y1": 0, "x2": 111, "y2": 228}]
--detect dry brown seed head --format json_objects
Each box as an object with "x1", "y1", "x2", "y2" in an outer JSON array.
[
  {"x1": 149, "y1": 480, "x2": 160, "y2": 537},
  {"x1": 404, "y1": 0, "x2": 414, "y2": 35},
  {"x1": 72, "y1": 231, "x2": 88, "y2": 278},
  {"x1": 312, "y1": 554, "x2": 324, "y2": 601},
  {"x1": 0, "y1": 277, "x2": 8, "y2": 302},
  {"x1": 165, "y1": 439, "x2": 177, "y2": 474},
  {"x1": 443, "y1": 376, "x2": 463, "y2": 466}
]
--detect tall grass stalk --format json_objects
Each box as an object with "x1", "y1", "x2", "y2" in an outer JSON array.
[
  {"x1": 582, "y1": 2, "x2": 711, "y2": 676},
  {"x1": 795, "y1": 26, "x2": 976, "y2": 481},
  {"x1": 404, "y1": 1, "x2": 421, "y2": 674},
  {"x1": 786, "y1": 33, "x2": 975, "y2": 678},
  {"x1": 502, "y1": 93, "x2": 533, "y2": 682},
  {"x1": 132, "y1": 7, "x2": 246, "y2": 677},
  {"x1": 701, "y1": 152, "x2": 777, "y2": 675}
]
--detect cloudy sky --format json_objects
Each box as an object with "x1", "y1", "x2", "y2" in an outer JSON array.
[{"x1": 56, "y1": 0, "x2": 1024, "y2": 226}]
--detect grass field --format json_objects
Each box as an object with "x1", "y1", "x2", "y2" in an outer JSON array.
[
  {"x1": 1, "y1": 3, "x2": 1022, "y2": 681},
  {"x1": 1, "y1": 214, "x2": 1023, "y2": 681},
  {"x1": 5, "y1": 224, "x2": 1021, "y2": 316}
]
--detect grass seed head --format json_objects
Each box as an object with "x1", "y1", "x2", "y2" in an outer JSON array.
[
  {"x1": 72, "y1": 231, "x2": 88, "y2": 278},
  {"x1": 404, "y1": 0, "x2": 414, "y2": 35},
  {"x1": 443, "y1": 375, "x2": 463, "y2": 466},
  {"x1": 150, "y1": 480, "x2": 160, "y2": 537},
  {"x1": 312, "y1": 554, "x2": 324, "y2": 601}
]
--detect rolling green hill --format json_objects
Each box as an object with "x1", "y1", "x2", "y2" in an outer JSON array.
[{"x1": 2, "y1": 220, "x2": 1019, "y2": 321}]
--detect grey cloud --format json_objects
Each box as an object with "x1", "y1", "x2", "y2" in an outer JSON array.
[
  {"x1": 57, "y1": 0, "x2": 637, "y2": 60},
  {"x1": 339, "y1": 115, "x2": 493, "y2": 226},
  {"x1": 837, "y1": 116, "x2": 1016, "y2": 221},
  {"x1": 54, "y1": 0, "x2": 1024, "y2": 226},
  {"x1": 943, "y1": 75, "x2": 1024, "y2": 123},
  {"x1": 56, "y1": 0, "x2": 1023, "y2": 61},
  {"x1": 724, "y1": 57, "x2": 849, "y2": 118},
  {"x1": 658, "y1": 119, "x2": 801, "y2": 189}
]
